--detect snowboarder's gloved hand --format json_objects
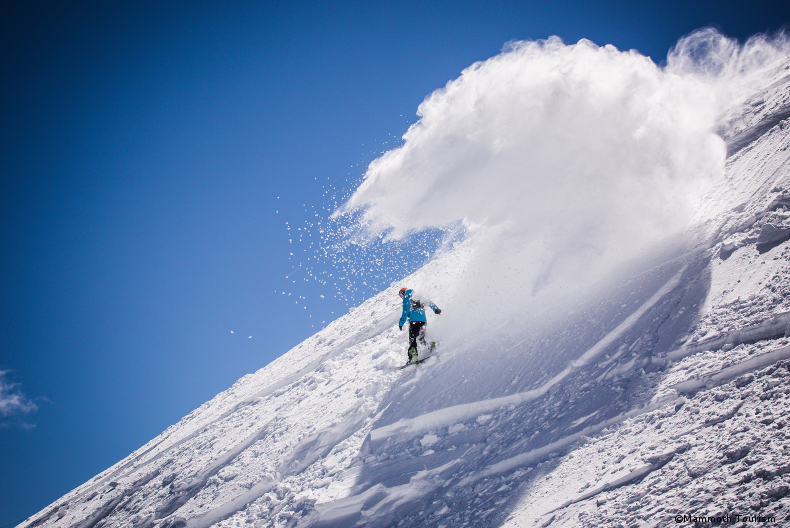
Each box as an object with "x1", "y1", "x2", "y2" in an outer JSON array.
[
  {"x1": 434, "y1": 308, "x2": 442, "y2": 314},
  {"x1": 399, "y1": 325, "x2": 403, "y2": 331}
]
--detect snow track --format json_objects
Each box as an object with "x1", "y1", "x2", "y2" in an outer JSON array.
[{"x1": 370, "y1": 265, "x2": 688, "y2": 446}]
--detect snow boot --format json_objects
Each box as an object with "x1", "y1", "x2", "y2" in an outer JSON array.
[{"x1": 408, "y1": 348, "x2": 418, "y2": 363}]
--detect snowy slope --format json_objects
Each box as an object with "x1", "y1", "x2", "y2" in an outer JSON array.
[
  {"x1": 20, "y1": 57, "x2": 790, "y2": 528},
  {"x1": 500, "y1": 57, "x2": 790, "y2": 527}
]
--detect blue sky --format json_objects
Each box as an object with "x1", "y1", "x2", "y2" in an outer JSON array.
[{"x1": 1, "y1": 0, "x2": 788, "y2": 524}]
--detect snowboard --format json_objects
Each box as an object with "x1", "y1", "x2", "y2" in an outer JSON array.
[{"x1": 397, "y1": 355, "x2": 433, "y2": 369}]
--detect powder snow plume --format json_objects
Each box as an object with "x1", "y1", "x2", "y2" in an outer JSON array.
[{"x1": 337, "y1": 29, "x2": 790, "y2": 347}]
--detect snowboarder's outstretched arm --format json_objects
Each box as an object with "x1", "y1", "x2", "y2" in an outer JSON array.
[
  {"x1": 399, "y1": 291, "x2": 411, "y2": 328},
  {"x1": 430, "y1": 301, "x2": 442, "y2": 315}
]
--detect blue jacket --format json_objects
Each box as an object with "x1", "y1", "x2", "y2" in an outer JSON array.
[{"x1": 399, "y1": 289, "x2": 440, "y2": 326}]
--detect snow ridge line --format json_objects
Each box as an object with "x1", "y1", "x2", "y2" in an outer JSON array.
[
  {"x1": 151, "y1": 321, "x2": 399, "y2": 527},
  {"x1": 183, "y1": 401, "x2": 379, "y2": 528},
  {"x1": 70, "y1": 470, "x2": 161, "y2": 528},
  {"x1": 323, "y1": 395, "x2": 685, "y2": 526},
  {"x1": 184, "y1": 477, "x2": 275, "y2": 528},
  {"x1": 154, "y1": 419, "x2": 277, "y2": 521},
  {"x1": 451, "y1": 342, "x2": 790, "y2": 502},
  {"x1": 460, "y1": 395, "x2": 680, "y2": 488},
  {"x1": 39, "y1": 316, "x2": 400, "y2": 527},
  {"x1": 670, "y1": 343, "x2": 790, "y2": 394},
  {"x1": 653, "y1": 311, "x2": 790, "y2": 368},
  {"x1": 452, "y1": 345, "x2": 789, "y2": 520},
  {"x1": 726, "y1": 101, "x2": 790, "y2": 157},
  {"x1": 545, "y1": 444, "x2": 687, "y2": 514},
  {"x1": 314, "y1": 458, "x2": 464, "y2": 526},
  {"x1": 370, "y1": 287, "x2": 788, "y2": 446},
  {"x1": 248, "y1": 313, "x2": 398, "y2": 403},
  {"x1": 370, "y1": 267, "x2": 687, "y2": 443},
  {"x1": 572, "y1": 265, "x2": 687, "y2": 368}
]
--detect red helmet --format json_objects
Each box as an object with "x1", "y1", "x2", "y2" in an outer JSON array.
[{"x1": 398, "y1": 287, "x2": 407, "y2": 298}]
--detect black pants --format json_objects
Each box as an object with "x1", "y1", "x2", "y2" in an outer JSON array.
[{"x1": 408, "y1": 321, "x2": 427, "y2": 355}]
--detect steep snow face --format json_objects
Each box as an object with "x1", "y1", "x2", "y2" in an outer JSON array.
[
  {"x1": 499, "y1": 57, "x2": 790, "y2": 527},
  {"x1": 22, "y1": 51, "x2": 790, "y2": 528}
]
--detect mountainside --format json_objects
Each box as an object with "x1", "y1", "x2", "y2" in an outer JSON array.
[{"x1": 21, "y1": 57, "x2": 790, "y2": 528}]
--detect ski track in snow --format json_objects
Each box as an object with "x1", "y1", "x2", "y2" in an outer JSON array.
[
  {"x1": 20, "y1": 57, "x2": 790, "y2": 528},
  {"x1": 369, "y1": 264, "x2": 688, "y2": 445}
]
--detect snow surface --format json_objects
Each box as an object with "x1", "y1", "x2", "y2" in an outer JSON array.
[{"x1": 20, "y1": 39, "x2": 790, "y2": 528}]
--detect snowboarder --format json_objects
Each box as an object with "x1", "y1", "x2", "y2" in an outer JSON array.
[{"x1": 398, "y1": 287, "x2": 441, "y2": 364}]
